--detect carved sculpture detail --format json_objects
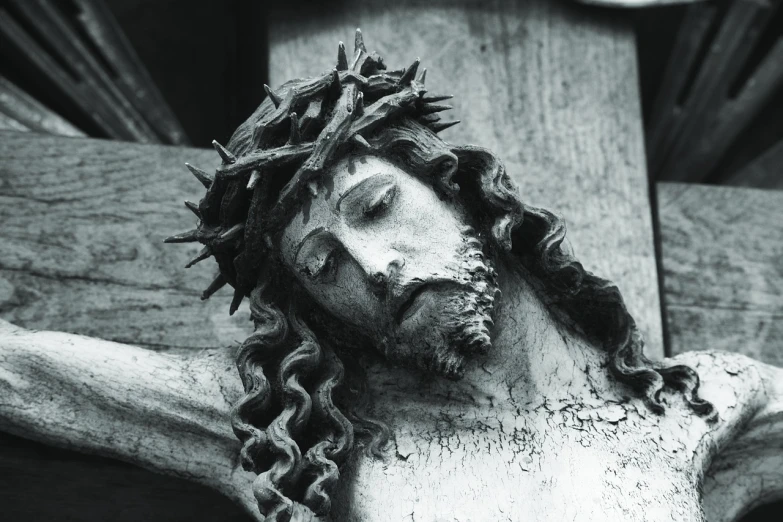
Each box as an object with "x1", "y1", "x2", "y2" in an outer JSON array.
[
  {"x1": 166, "y1": 30, "x2": 720, "y2": 520},
  {"x1": 1, "y1": 28, "x2": 781, "y2": 522}
]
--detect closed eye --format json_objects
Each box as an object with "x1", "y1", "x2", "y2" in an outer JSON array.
[
  {"x1": 363, "y1": 184, "x2": 397, "y2": 220},
  {"x1": 293, "y1": 228, "x2": 340, "y2": 284},
  {"x1": 336, "y1": 173, "x2": 398, "y2": 224},
  {"x1": 300, "y1": 248, "x2": 339, "y2": 283}
]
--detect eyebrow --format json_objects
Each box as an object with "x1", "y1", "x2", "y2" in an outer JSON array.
[
  {"x1": 293, "y1": 226, "x2": 327, "y2": 266},
  {"x1": 335, "y1": 173, "x2": 395, "y2": 213}
]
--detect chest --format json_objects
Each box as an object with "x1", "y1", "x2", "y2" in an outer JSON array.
[{"x1": 329, "y1": 409, "x2": 707, "y2": 521}]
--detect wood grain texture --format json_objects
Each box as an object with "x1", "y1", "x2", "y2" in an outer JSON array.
[
  {"x1": 267, "y1": 0, "x2": 665, "y2": 359},
  {"x1": 0, "y1": 131, "x2": 257, "y2": 521},
  {"x1": 0, "y1": 131, "x2": 255, "y2": 352},
  {"x1": 658, "y1": 183, "x2": 783, "y2": 366}
]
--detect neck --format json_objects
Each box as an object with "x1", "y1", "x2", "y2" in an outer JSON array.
[
  {"x1": 458, "y1": 254, "x2": 615, "y2": 408},
  {"x1": 365, "y1": 254, "x2": 618, "y2": 414}
]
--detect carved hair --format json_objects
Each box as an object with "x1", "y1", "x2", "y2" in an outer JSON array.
[{"x1": 167, "y1": 31, "x2": 715, "y2": 521}]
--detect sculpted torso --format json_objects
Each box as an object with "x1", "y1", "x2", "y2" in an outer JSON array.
[
  {"x1": 334, "y1": 354, "x2": 765, "y2": 522},
  {"x1": 314, "y1": 260, "x2": 771, "y2": 522},
  {"x1": 276, "y1": 153, "x2": 775, "y2": 520},
  {"x1": 342, "y1": 400, "x2": 703, "y2": 521}
]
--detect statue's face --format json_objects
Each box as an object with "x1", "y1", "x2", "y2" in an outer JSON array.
[{"x1": 280, "y1": 154, "x2": 498, "y2": 377}]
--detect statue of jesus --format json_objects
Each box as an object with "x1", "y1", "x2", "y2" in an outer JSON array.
[{"x1": 1, "y1": 30, "x2": 781, "y2": 522}]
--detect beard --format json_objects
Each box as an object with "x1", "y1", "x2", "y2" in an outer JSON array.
[{"x1": 378, "y1": 232, "x2": 499, "y2": 379}]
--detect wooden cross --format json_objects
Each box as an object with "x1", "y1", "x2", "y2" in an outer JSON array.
[{"x1": 0, "y1": 1, "x2": 780, "y2": 520}]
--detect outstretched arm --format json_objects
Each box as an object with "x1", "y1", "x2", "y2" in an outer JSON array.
[
  {"x1": 704, "y1": 360, "x2": 783, "y2": 521},
  {"x1": 0, "y1": 319, "x2": 260, "y2": 520},
  {"x1": 675, "y1": 351, "x2": 783, "y2": 522}
]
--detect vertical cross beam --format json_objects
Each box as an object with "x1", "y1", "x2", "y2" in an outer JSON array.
[{"x1": 267, "y1": 0, "x2": 665, "y2": 358}]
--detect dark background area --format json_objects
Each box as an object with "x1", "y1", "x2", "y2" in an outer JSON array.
[
  {"x1": 635, "y1": 1, "x2": 783, "y2": 186},
  {"x1": 104, "y1": 0, "x2": 267, "y2": 146}
]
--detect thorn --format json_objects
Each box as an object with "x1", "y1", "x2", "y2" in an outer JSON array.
[
  {"x1": 164, "y1": 229, "x2": 199, "y2": 243},
  {"x1": 337, "y1": 41, "x2": 348, "y2": 71},
  {"x1": 247, "y1": 169, "x2": 261, "y2": 190},
  {"x1": 264, "y1": 84, "x2": 282, "y2": 108},
  {"x1": 288, "y1": 112, "x2": 301, "y2": 144},
  {"x1": 212, "y1": 140, "x2": 236, "y2": 164},
  {"x1": 355, "y1": 91, "x2": 364, "y2": 117},
  {"x1": 417, "y1": 68, "x2": 427, "y2": 84},
  {"x1": 422, "y1": 94, "x2": 454, "y2": 103},
  {"x1": 410, "y1": 80, "x2": 427, "y2": 97},
  {"x1": 184, "y1": 200, "x2": 201, "y2": 218},
  {"x1": 219, "y1": 223, "x2": 244, "y2": 240},
  {"x1": 328, "y1": 68, "x2": 341, "y2": 98},
  {"x1": 185, "y1": 246, "x2": 211, "y2": 268},
  {"x1": 185, "y1": 163, "x2": 212, "y2": 188},
  {"x1": 430, "y1": 120, "x2": 460, "y2": 133},
  {"x1": 353, "y1": 134, "x2": 371, "y2": 148},
  {"x1": 201, "y1": 273, "x2": 227, "y2": 300},
  {"x1": 421, "y1": 103, "x2": 453, "y2": 115},
  {"x1": 419, "y1": 113, "x2": 441, "y2": 124},
  {"x1": 354, "y1": 28, "x2": 366, "y2": 54},
  {"x1": 229, "y1": 287, "x2": 244, "y2": 315},
  {"x1": 398, "y1": 58, "x2": 420, "y2": 85}
]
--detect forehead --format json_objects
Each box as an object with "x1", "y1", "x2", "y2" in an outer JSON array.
[{"x1": 280, "y1": 154, "x2": 405, "y2": 252}]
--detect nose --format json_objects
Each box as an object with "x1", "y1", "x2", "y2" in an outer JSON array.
[
  {"x1": 344, "y1": 243, "x2": 404, "y2": 297},
  {"x1": 366, "y1": 250, "x2": 404, "y2": 297},
  {"x1": 337, "y1": 228, "x2": 406, "y2": 295}
]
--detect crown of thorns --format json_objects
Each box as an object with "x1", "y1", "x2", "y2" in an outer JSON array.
[{"x1": 165, "y1": 29, "x2": 459, "y2": 315}]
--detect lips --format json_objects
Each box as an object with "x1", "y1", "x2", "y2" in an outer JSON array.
[
  {"x1": 394, "y1": 284, "x2": 431, "y2": 324},
  {"x1": 393, "y1": 280, "x2": 461, "y2": 324}
]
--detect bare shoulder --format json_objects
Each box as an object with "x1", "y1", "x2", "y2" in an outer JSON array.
[
  {"x1": 672, "y1": 352, "x2": 783, "y2": 521},
  {"x1": 670, "y1": 350, "x2": 767, "y2": 416}
]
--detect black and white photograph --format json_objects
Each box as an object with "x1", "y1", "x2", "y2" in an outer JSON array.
[{"x1": 0, "y1": 0, "x2": 781, "y2": 520}]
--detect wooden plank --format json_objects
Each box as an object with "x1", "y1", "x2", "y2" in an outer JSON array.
[
  {"x1": 645, "y1": 4, "x2": 717, "y2": 165},
  {"x1": 657, "y1": 0, "x2": 775, "y2": 181},
  {"x1": 73, "y1": 0, "x2": 190, "y2": 145},
  {"x1": 0, "y1": 130, "x2": 254, "y2": 520},
  {"x1": 268, "y1": 0, "x2": 665, "y2": 358},
  {"x1": 658, "y1": 182, "x2": 783, "y2": 366},
  {"x1": 0, "y1": 8, "x2": 128, "y2": 140},
  {"x1": 681, "y1": 40, "x2": 783, "y2": 182},
  {"x1": 0, "y1": 1, "x2": 189, "y2": 145},
  {"x1": 0, "y1": 74, "x2": 85, "y2": 137},
  {"x1": 0, "y1": 112, "x2": 30, "y2": 132},
  {"x1": 8, "y1": 0, "x2": 159, "y2": 143},
  {"x1": 0, "y1": 131, "x2": 254, "y2": 352}
]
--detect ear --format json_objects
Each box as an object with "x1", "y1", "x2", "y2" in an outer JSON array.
[{"x1": 432, "y1": 151, "x2": 460, "y2": 195}]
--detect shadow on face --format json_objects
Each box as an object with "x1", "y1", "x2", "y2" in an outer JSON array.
[{"x1": 280, "y1": 153, "x2": 498, "y2": 377}]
